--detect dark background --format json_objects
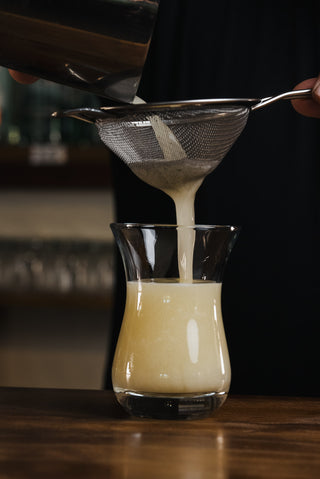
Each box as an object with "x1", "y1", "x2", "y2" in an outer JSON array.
[{"x1": 107, "y1": 0, "x2": 320, "y2": 396}]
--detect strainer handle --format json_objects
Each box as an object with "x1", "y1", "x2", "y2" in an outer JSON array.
[{"x1": 251, "y1": 88, "x2": 312, "y2": 110}]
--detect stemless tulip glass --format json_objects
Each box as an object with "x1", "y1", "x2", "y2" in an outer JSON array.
[{"x1": 110, "y1": 223, "x2": 239, "y2": 419}]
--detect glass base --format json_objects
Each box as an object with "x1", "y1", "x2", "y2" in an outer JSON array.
[{"x1": 114, "y1": 390, "x2": 228, "y2": 419}]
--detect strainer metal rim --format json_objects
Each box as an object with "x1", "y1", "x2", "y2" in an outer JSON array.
[
  {"x1": 102, "y1": 88, "x2": 310, "y2": 112},
  {"x1": 100, "y1": 98, "x2": 259, "y2": 112},
  {"x1": 52, "y1": 89, "x2": 311, "y2": 123},
  {"x1": 53, "y1": 99, "x2": 255, "y2": 123}
]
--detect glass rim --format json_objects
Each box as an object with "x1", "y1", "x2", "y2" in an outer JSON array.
[{"x1": 110, "y1": 223, "x2": 240, "y2": 231}]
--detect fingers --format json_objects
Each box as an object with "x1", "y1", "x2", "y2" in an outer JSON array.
[
  {"x1": 8, "y1": 69, "x2": 38, "y2": 84},
  {"x1": 291, "y1": 75, "x2": 320, "y2": 118},
  {"x1": 312, "y1": 75, "x2": 320, "y2": 104}
]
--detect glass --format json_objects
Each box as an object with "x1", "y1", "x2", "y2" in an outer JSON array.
[
  {"x1": 0, "y1": 238, "x2": 114, "y2": 294},
  {"x1": 110, "y1": 223, "x2": 239, "y2": 419}
]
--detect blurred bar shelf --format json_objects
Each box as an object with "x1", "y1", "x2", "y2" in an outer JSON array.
[
  {"x1": 0, "y1": 145, "x2": 112, "y2": 187},
  {"x1": 0, "y1": 290, "x2": 113, "y2": 310}
]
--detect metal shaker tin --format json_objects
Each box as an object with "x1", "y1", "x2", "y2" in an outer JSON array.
[{"x1": 0, "y1": 0, "x2": 160, "y2": 103}]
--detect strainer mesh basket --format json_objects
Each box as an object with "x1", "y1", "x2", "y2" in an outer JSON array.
[{"x1": 96, "y1": 105, "x2": 250, "y2": 168}]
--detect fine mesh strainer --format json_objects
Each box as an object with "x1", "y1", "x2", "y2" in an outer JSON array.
[{"x1": 53, "y1": 89, "x2": 311, "y2": 189}]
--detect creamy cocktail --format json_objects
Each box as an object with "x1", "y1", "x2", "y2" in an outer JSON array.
[{"x1": 112, "y1": 280, "x2": 230, "y2": 395}]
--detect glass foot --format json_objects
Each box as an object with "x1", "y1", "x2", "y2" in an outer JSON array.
[{"x1": 114, "y1": 390, "x2": 228, "y2": 419}]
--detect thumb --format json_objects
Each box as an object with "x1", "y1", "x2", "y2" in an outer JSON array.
[
  {"x1": 311, "y1": 73, "x2": 320, "y2": 104},
  {"x1": 291, "y1": 76, "x2": 320, "y2": 118}
]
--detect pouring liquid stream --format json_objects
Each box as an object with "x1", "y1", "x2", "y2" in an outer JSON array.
[
  {"x1": 132, "y1": 112, "x2": 211, "y2": 282},
  {"x1": 164, "y1": 180, "x2": 203, "y2": 282}
]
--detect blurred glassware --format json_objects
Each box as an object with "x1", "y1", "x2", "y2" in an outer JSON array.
[{"x1": 0, "y1": 238, "x2": 114, "y2": 295}]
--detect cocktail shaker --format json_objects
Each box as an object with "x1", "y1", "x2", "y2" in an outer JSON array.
[{"x1": 0, "y1": 0, "x2": 160, "y2": 103}]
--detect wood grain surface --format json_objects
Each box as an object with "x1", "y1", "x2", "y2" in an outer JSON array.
[{"x1": 0, "y1": 387, "x2": 319, "y2": 479}]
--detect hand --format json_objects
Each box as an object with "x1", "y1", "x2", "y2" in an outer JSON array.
[
  {"x1": 0, "y1": 69, "x2": 38, "y2": 125},
  {"x1": 8, "y1": 69, "x2": 38, "y2": 84},
  {"x1": 291, "y1": 75, "x2": 320, "y2": 118}
]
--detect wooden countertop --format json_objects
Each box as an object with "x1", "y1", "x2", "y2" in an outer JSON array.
[{"x1": 0, "y1": 387, "x2": 319, "y2": 478}]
